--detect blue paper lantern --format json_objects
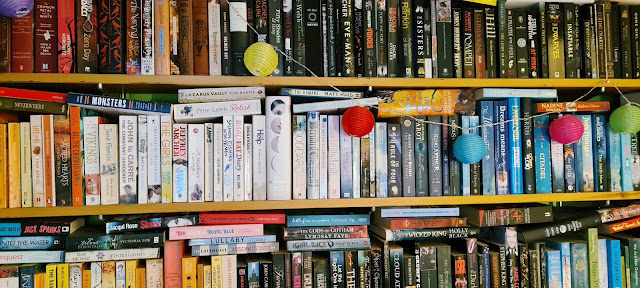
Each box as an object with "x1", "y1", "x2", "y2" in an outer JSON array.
[{"x1": 453, "y1": 133, "x2": 486, "y2": 164}]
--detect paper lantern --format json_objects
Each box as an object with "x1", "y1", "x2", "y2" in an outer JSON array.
[
  {"x1": 453, "y1": 133, "x2": 486, "y2": 164},
  {"x1": 341, "y1": 106, "x2": 375, "y2": 138},
  {"x1": 244, "y1": 42, "x2": 279, "y2": 77},
  {"x1": 609, "y1": 105, "x2": 640, "y2": 134},
  {"x1": 0, "y1": 0, "x2": 33, "y2": 18},
  {"x1": 549, "y1": 114, "x2": 584, "y2": 145}
]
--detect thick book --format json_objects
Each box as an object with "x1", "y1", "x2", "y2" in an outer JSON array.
[
  {"x1": 283, "y1": 225, "x2": 368, "y2": 240},
  {"x1": 535, "y1": 101, "x2": 610, "y2": 113},
  {"x1": 66, "y1": 229, "x2": 164, "y2": 251},
  {"x1": 514, "y1": 9, "x2": 528, "y2": 78},
  {"x1": 463, "y1": 8, "x2": 475, "y2": 78},
  {"x1": 292, "y1": 115, "x2": 307, "y2": 200},
  {"x1": 0, "y1": 218, "x2": 85, "y2": 236},
  {"x1": 507, "y1": 98, "x2": 523, "y2": 195},
  {"x1": 118, "y1": 116, "x2": 138, "y2": 204},
  {"x1": 375, "y1": 89, "x2": 475, "y2": 118},
  {"x1": 105, "y1": 214, "x2": 197, "y2": 234},
  {"x1": 65, "y1": 248, "x2": 161, "y2": 263},
  {"x1": 371, "y1": 225, "x2": 479, "y2": 242},
  {"x1": 387, "y1": 124, "x2": 402, "y2": 197},
  {"x1": 400, "y1": 117, "x2": 415, "y2": 197},
  {"x1": 374, "y1": 217, "x2": 466, "y2": 230},
  {"x1": 453, "y1": 8, "x2": 462, "y2": 78},
  {"x1": 286, "y1": 238, "x2": 370, "y2": 252},
  {"x1": 387, "y1": 0, "x2": 398, "y2": 77},
  {"x1": 229, "y1": 0, "x2": 249, "y2": 75},
  {"x1": 546, "y1": 3, "x2": 564, "y2": 78},
  {"x1": 414, "y1": 118, "x2": 428, "y2": 197},
  {"x1": 428, "y1": 117, "x2": 442, "y2": 196},
  {"x1": 266, "y1": 97, "x2": 292, "y2": 200},
  {"x1": 98, "y1": 0, "x2": 124, "y2": 73},
  {"x1": 494, "y1": 100, "x2": 509, "y2": 195},
  {"x1": 461, "y1": 205, "x2": 553, "y2": 227},
  {"x1": 575, "y1": 115, "x2": 595, "y2": 192},
  {"x1": 564, "y1": 3, "x2": 578, "y2": 78},
  {"x1": 11, "y1": 12, "x2": 34, "y2": 73},
  {"x1": 533, "y1": 115, "x2": 551, "y2": 194},
  {"x1": 0, "y1": 98, "x2": 66, "y2": 115},
  {"x1": 518, "y1": 212, "x2": 601, "y2": 243},
  {"x1": 192, "y1": 242, "x2": 280, "y2": 256}
]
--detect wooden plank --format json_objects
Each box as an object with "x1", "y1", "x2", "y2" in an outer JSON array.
[{"x1": 1, "y1": 192, "x2": 638, "y2": 219}]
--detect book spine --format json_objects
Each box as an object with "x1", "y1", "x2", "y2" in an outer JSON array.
[
  {"x1": 435, "y1": 0, "x2": 451, "y2": 78},
  {"x1": 58, "y1": 0, "x2": 76, "y2": 73},
  {"x1": 338, "y1": 116, "x2": 353, "y2": 198},
  {"x1": 546, "y1": 250, "x2": 560, "y2": 288},
  {"x1": 292, "y1": 115, "x2": 307, "y2": 200},
  {"x1": 469, "y1": 116, "x2": 481, "y2": 196},
  {"x1": 546, "y1": 3, "x2": 564, "y2": 78},
  {"x1": 6, "y1": 124, "x2": 19, "y2": 208},
  {"x1": 154, "y1": 0, "x2": 170, "y2": 75},
  {"x1": 229, "y1": 0, "x2": 249, "y2": 75},
  {"x1": 564, "y1": 3, "x2": 577, "y2": 78},
  {"x1": 177, "y1": 0, "x2": 194, "y2": 75},
  {"x1": 11, "y1": 11, "x2": 34, "y2": 73},
  {"x1": 608, "y1": 240, "x2": 623, "y2": 288},
  {"x1": 549, "y1": 118, "x2": 564, "y2": 194},
  {"x1": 441, "y1": 117, "x2": 450, "y2": 195},
  {"x1": 494, "y1": 101, "x2": 509, "y2": 195},
  {"x1": 42, "y1": 116, "x2": 55, "y2": 207},
  {"x1": 594, "y1": 115, "x2": 608, "y2": 192},
  {"x1": 359, "y1": 135, "x2": 369, "y2": 198},
  {"x1": 126, "y1": 0, "x2": 142, "y2": 75},
  {"x1": 414, "y1": 118, "x2": 427, "y2": 197},
  {"x1": 607, "y1": 125, "x2": 622, "y2": 191},
  {"x1": 119, "y1": 116, "x2": 138, "y2": 204},
  {"x1": 353, "y1": 0, "x2": 364, "y2": 77},
  {"x1": 138, "y1": 116, "x2": 148, "y2": 204},
  {"x1": 339, "y1": 0, "x2": 354, "y2": 76},
  {"x1": 172, "y1": 123, "x2": 188, "y2": 202},
  {"x1": 283, "y1": 225, "x2": 367, "y2": 240},
  {"x1": 428, "y1": 117, "x2": 442, "y2": 196},
  {"x1": 570, "y1": 243, "x2": 586, "y2": 288},
  {"x1": 622, "y1": 133, "x2": 633, "y2": 192},
  {"x1": 147, "y1": 116, "x2": 162, "y2": 203},
  {"x1": 266, "y1": 96, "x2": 292, "y2": 200},
  {"x1": 282, "y1": 0, "x2": 294, "y2": 76},
  {"x1": 474, "y1": 9, "x2": 486, "y2": 78},
  {"x1": 399, "y1": 0, "x2": 412, "y2": 77},
  {"x1": 249, "y1": 116, "x2": 266, "y2": 200},
  {"x1": 287, "y1": 214, "x2": 369, "y2": 226},
  {"x1": 327, "y1": 116, "x2": 340, "y2": 199},
  {"x1": 320, "y1": 116, "x2": 329, "y2": 199},
  {"x1": 562, "y1": 142, "x2": 576, "y2": 193},
  {"x1": 507, "y1": 98, "x2": 522, "y2": 194},
  {"x1": 68, "y1": 109, "x2": 81, "y2": 207},
  {"x1": 0, "y1": 125, "x2": 6, "y2": 208},
  {"x1": 193, "y1": 0, "x2": 209, "y2": 75},
  {"x1": 526, "y1": 9, "x2": 539, "y2": 78},
  {"x1": 52, "y1": 118, "x2": 70, "y2": 207},
  {"x1": 307, "y1": 112, "x2": 320, "y2": 199},
  {"x1": 611, "y1": 4, "x2": 621, "y2": 78},
  {"x1": 375, "y1": 0, "x2": 387, "y2": 77},
  {"x1": 243, "y1": 123, "x2": 252, "y2": 200},
  {"x1": 497, "y1": 0, "x2": 507, "y2": 77},
  {"x1": 481, "y1": 102, "x2": 496, "y2": 195},
  {"x1": 0, "y1": 251, "x2": 64, "y2": 264},
  {"x1": 375, "y1": 123, "x2": 388, "y2": 197},
  {"x1": 81, "y1": 117, "x2": 100, "y2": 206},
  {"x1": 207, "y1": 0, "x2": 222, "y2": 75},
  {"x1": 304, "y1": 0, "x2": 323, "y2": 76},
  {"x1": 633, "y1": 134, "x2": 640, "y2": 191},
  {"x1": 188, "y1": 124, "x2": 205, "y2": 202},
  {"x1": 141, "y1": 0, "x2": 154, "y2": 75},
  {"x1": 34, "y1": 0, "x2": 57, "y2": 73},
  {"x1": 221, "y1": 116, "x2": 234, "y2": 201},
  {"x1": 160, "y1": 116, "x2": 172, "y2": 202},
  {"x1": 463, "y1": 8, "x2": 475, "y2": 78},
  {"x1": 401, "y1": 117, "x2": 415, "y2": 196},
  {"x1": 0, "y1": 17, "x2": 9, "y2": 73},
  {"x1": 506, "y1": 9, "x2": 516, "y2": 78},
  {"x1": 632, "y1": 7, "x2": 640, "y2": 79},
  {"x1": 387, "y1": 0, "x2": 398, "y2": 77},
  {"x1": 485, "y1": 8, "x2": 497, "y2": 78},
  {"x1": 514, "y1": 9, "x2": 528, "y2": 78},
  {"x1": 19, "y1": 123, "x2": 32, "y2": 207},
  {"x1": 539, "y1": 3, "x2": 549, "y2": 78},
  {"x1": 98, "y1": 0, "x2": 124, "y2": 73},
  {"x1": 461, "y1": 116, "x2": 471, "y2": 195},
  {"x1": 169, "y1": 224, "x2": 263, "y2": 241},
  {"x1": 365, "y1": 0, "x2": 377, "y2": 77},
  {"x1": 220, "y1": 1, "x2": 232, "y2": 75},
  {"x1": 448, "y1": 116, "x2": 460, "y2": 196},
  {"x1": 576, "y1": 115, "x2": 595, "y2": 192},
  {"x1": 387, "y1": 124, "x2": 402, "y2": 197}
]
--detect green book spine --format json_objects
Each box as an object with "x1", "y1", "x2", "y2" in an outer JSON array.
[
  {"x1": 621, "y1": 5, "x2": 633, "y2": 79},
  {"x1": 506, "y1": 9, "x2": 516, "y2": 78},
  {"x1": 229, "y1": 0, "x2": 249, "y2": 75},
  {"x1": 293, "y1": 0, "x2": 306, "y2": 76},
  {"x1": 463, "y1": 7, "x2": 475, "y2": 78},
  {"x1": 497, "y1": 0, "x2": 507, "y2": 78},
  {"x1": 436, "y1": 245, "x2": 451, "y2": 288},
  {"x1": 404, "y1": 252, "x2": 416, "y2": 287},
  {"x1": 312, "y1": 258, "x2": 327, "y2": 288},
  {"x1": 537, "y1": 3, "x2": 548, "y2": 78},
  {"x1": 436, "y1": 0, "x2": 452, "y2": 78},
  {"x1": 413, "y1": 0, "x2": 425, "y2": 78},
  {"x1": 340, "y1": 0, "x2": 355, "y2": 76},
  {"x1": 364, "y1": 0, "x2": 376, "y2": 77},
  {"x1": 485, "y1": 7, "x2": 497, "y2": 78},
  {"x1": 514, "y1": 9, "x2": 528, "y2": 78},
  {"x1": 387, "y1": 0, "x2": 399, "y2": 77},
  {"x1": 564, "y1": 3, "x2": 577, "y2": 78},
  {"x1": 586, "y1": 228, "x2": 600, "y2": 288},
  {"x1": 400, "y1": 0, "x2": 413, "y2": 77},
  {"x1": 0, "y1": 98, "x2": 67, "y2": 114},
  {"x1": 376, "y1": 0, "x2": 387, "y2": 77},
  {"x1": 269, "y1": 0, "x2": 284, "y2": 76},
  {"x1": 327, "y1": 0, "x2": 337, "y2": 76},
  {"x1": 453, "y1": 8, "x2": 463, "y2": 78},
  {"x1": 546, "y1": 2, "x2": 565, "y2": 78},
  {"x1": 417, "y1": 243, "x2": 437, "y2": 288},
  {"x1": 611, "y1": 3, "x2": 622, "y2": 78}
]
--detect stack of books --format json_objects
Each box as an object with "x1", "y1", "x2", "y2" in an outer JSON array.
[{"x1": 284, "y1": 212, "x2": 372, "y2": 252}]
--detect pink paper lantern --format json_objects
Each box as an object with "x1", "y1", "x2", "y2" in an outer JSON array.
[
  {"x1": 341, "y1": 106, "x2": 375, "y2": 138},
  {"x1": 549, "y1": 114, "x2": 584, "y2": 145}
]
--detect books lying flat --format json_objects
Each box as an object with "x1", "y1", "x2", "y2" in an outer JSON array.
[
  {"x1": 370, "y1": 225, "x2": 480, "y2": 242},
  {"x1": 285, "y1": 238, "x2": 371, "y2": 252},
  {"x1": 0, "y1": 217, "x2": 85, "y2": 236},
  {"x1": 64, "y1": 248, "x2": 161, "y2": 263},
  {"x1": 67, "y1": 93, "x2": 171, "y2": 115},
  {"x1": 178, "y1": 87, "x2": 266, "y2": 103},
  {"x1": 191, "y1": 242, "x2": 280, "y2": 256},
  {"x1": 286, "y1": 214, "x2": 370, "y2": 227},
  {"x1": 535, "y1": 101, "x2": 611, "y2": 113},
  {"x1": 66, "y1": 230, "x2": 165, "y2": 251},
  {"x1": 0, "y1": 87, "x2": 67, "y2": 103},
  {"x1": 105, "y1": 214, "x2": 198, "y2": 234},
  {"x1": 473, "y1": 88, "x2": 558, "y2": 100},
  {"x1": 373, "y1": 217, "x2": 468, "y2": 230},
  {"x1": 280, "y1": 88, "x2": 363, "y2": 99},
  {"x1": 198, "y1": 211, "x2": 286, "y2": 225},
  {"x1": 0, "y1": 236, "x2": 65, "y2": 250},
  {"x1": 378, "y1": 207, "x2": 460, "y2": 218},
  {"x1": 173, "y1": 100, "x2": 262, "y2": 123},
  {"x1": 168, "y1": 224, "x2": 264, "y2": 240},
  {"x1": 188, "y1": 235, "x2": 278, "y2": 246},
  {"x1": 0, "y1": 251, "x2": 64, "y2": 264},
  {"x1": 460, "y1": 205, "x2": 554, "y2": 227},
  {"x1": 291, "y1": 98, "x2": 379, "y2": 113},
  {"x1": 283, "y1": 225, "x2": 368, "y2": 240}
]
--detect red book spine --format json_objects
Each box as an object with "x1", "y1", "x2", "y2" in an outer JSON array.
[
  {"x1": 11, "y1": 12, "x2": 35, "y2": 73},
  {"x1": 601, "y1": 216, "x2": 640, "y2": 234},
  {"x1": 0, "y1": 17, "x2": 10, "y2": 72},
  {"x1": 0, "y1": 87, "x2": 67, "y2": 103},
  {"x1": 35, "y1": 0, "x2": 58, "y2": 73},
  {"x1": 98, "y1": 0, "x2": 124, "y2": 73},
  {"x1": 69, "y1": 107, "x2": 83, "y2": 206},
  {"x1": 77, "y1": 0, "x2": 98, "y2": 73},
  {"x1": 57, "y1": 0, "x2": 76, "y2": 73},
  {"x1": 386, "y1": 217, "x2": 468, "y2": 230},
  {"x1": 198, "y1": 212, "x2": 286, "y2": 224},
  {"x1": 126, "y1": 0, "x2": 142, "y2": 75}
]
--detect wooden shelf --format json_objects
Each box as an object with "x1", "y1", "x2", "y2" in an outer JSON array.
[
  {"x1": 2, "y1": 192, "x2": 638, "y2": 219},
  {"x1": 1, "y1": 74, "x2": 639, "y2": 91}
]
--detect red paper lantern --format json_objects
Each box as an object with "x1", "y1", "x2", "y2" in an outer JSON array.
[
  {"x1": 341, "y1": 106, "x2": 375, "y2": 137},
  {"x1": 549, "y1": 114, "x2": 584, "y2": 145}
]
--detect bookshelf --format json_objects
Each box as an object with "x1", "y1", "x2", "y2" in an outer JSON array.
[{"x1": 2, "y1": 192, "x2": 638, "y2": 219}]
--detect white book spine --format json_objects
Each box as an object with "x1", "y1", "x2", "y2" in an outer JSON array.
[
  {"x1": 64, "y1": 248, "x2": 161, "y2": 263},
  {"x1": 173, "y1": 100, "x2": 262, "y2": 123},
  {"x1": 223, "y1": 116, "x2": 234, "y2": 201},
  {"x1": 178, "y1": 87, "x2": 266, "y2": 103},
  {"x1": 141, "y1": 0, "x2": 154, "y2": 75},
  {"x1": 352, "y1": 137, "x2": 360, "y2": 198},
  {"x1": 205, "y1": 123, "x2": 215, "y2": 202},
  {"x1": 319, "y1": 115, "x2": 328, "y2": 199},
  {"x1": 327, "y1": 115, "x2": 341, "y2": 199},
  {"x1": 81, "y1": 116, "x2": 100, "y2": 206},
  {"x1": 147, "y1": 116, "x2": 162, "y2": 203},
  {"x1": 339, "y1": 116, "x2": 353, "y2": 198},
  {"x1": 69, "y1": 263, "x2": 83, "y2": 288},
  {"x1": 306, "y1": 112, "x2": 320, "y2": 199},
  {"x1": 369, "y1": 128, "x2": 376, "y2": 196},
  {"x1": 172, "y1": 123, "x2": 188, "y2": 202},
  {"x1": 213, "y1": 123, "x2": 224, "y2": 202},
  {"x1": 598, "y1": 239, "x2": 608, "y2": 288},
  {"x1": 233, "y1": 116, "x2": 245, "y2": 201},
  {"x1": 119, "y1": 116, "x2": 138, "y2": 204},
  {"x1": 223, "y1": 255, "x2": 238, "y2": 288},
  {"x1": 244, "y1": 124, "x2": 252, "y2": 201},
  {"x1": 116, "y1": 261, "x2": 126, "y2": 287},
  {"x1": 138, "y1": 115, "x2": 148, "y2": 204},
  {"x1": 252, "y1": 115, "x2": 267, "y2": 201},
  {"x1": 99, "y1": 124, "x2": 119, "y2": 205},
  {"x1": 375, "y1": 122, "x2": 388, "y2": 197},
  {"x1": 265, "y1": 97, "x2": 292, "y2": 200},
  {"x1": 208, "y1": 0, "x2": 222, "y2": 76},
  {"x1": 188, "y1": 124, "x2": 205, "y2": 202},
  {"x1": 160, "y1": 115, "x2": 173, "y2": 203},
  {"x1": 292, "y1": 115, "x2": 307, "y2": 200},
  {"x1": 19, "y1": 122, "x2": 32, "y2": 207},
  {"x1": 90, "y1": 262, "x2": 102, "y2": 288}
]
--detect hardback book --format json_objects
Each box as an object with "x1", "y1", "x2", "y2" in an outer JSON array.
[
  {"x1": 34, "y1": 0, "x2": 57, "y2": 73},
  {"x1": 119, "y1": 116, "x2": 138, "y2": 204},
  {"x1": 266, "y1": 97, "x2": 292, "y2": 200},
  {"x1": 533, "y1": 115, "x2": 551, "y2": 194},
  {"x1": 0, "y1": 17, "x2": 9, "y2": 72},
  {"x1": 58, "y1": 0, "x2": 76, "y2": 73},
  {"x1": 188, "y1": 124, "x2": 205, "y2": 202},
  {"x1": 327, "y1": 116, "x2": 341, "y2": 199},
  {"x1": 141, "y1": 0, "x2": 154, "y2": 75},
  {"x1": 172, "y1": 100, "x2": 262, "y2": 123},
  {"x1": 193, "y1": 0, "x2": 209, "y2": 75},
  {"x1": 243, "y1": 123, "x2": 252, "y2": 201},
  {"x1": 160, "y1": 115, "x2": 173, "y2": 203},
  {"x1": 371, "y1": 225, "x2": 479, "y2": 242},
  {"x1": 11, "y1": 12, "x2": 34, "y2": 73},
  {"x1": 292, "y1": 115, "x2": 307, "y2": 200},
  {"x1": 172, "y1": 123, "x2": 188, "y2": 202},
  {"x1": 138, "y1": 116, "x2": 149, "y2": 204},
  {"x1": 99, "y1": 124, "x2": 119, "y2": 205},
  {"x1": 208, "y1": 0, "x2": 222, "y2": 75},
  {"x1": 147, "y1": 116, "x2": 162, "y2": 203},
  {"x1": 460, "y1": 205, "x2": 553, "y2": 227},
  {"x1": 98, "y1": 0, "x2": 124, "y2": 73},
  {"x1": 126, "y1": 0, "x2": 142, "y2": 75},
  {"x1": 339, "y1": 116, "x2": 353, "y2": 198},
  {"x1": 252, "y1": 116, "x2": 267, "y2": 200}
]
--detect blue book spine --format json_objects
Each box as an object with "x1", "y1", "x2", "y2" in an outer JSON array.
[
  {"x1": 480, "y1": 102, "x2": 496, "y2": 195},
  {"x1": 449, "y1": 116, "x2": 462, "y2": 196},
  {"x1": 571, "y1": 243, "x2": 589, "y2": 288},
  {"x1": 461, "y1": 116, "x2": 471, "y2": 196},
  {"x1": 0, "y1": 223, "x2": 22, "y2": 236},
  {"x1": 507, "y1": 98, "x2": 523, "y2": 194},
  {"x1": 533, "y1": 115, "x2": 551, "y2": 194},
  {"x1": 428, "y1": 117, "x2": 442, "y2": 196},
  {"x1": 564, "y1": 143, "x2": 576, "y2": 193},
  {"x1": 607, "y1": 124, "x2": 622, "y2": 191},
  {"x1": 607, "y1": 240, "x2": 623, "y2": 288},
  {"x1": 494, "y1": 101, "x2": 510, "y2": 195},
  {"x1": 375, "y1": 123, "x2": 388, "y2": 197},
  {"x1": 482, "y1": 246, "x2": 490, "y2": 288},
  {"x1": 330, "y1": 251, "x2": 345, "y2": 287},
  {"x1": 286, "y1": 214, "x2": 371, "y2": 227},
  {"x1": 469, "y1": 116, "x2": 481, "y2": 195},
  {"x1": 621, "y1": 133, "x2": 634, "y2": 192},
  {"x1": 188, "y1": 235, "x2": 279, "y2": 246},
  {"x1": 339, "y1": 117, "x2": 353, "y2": 198},
  {"x1": 549, "y1": 115, "x2": 564, "y2": 193},
  {"x1": 248, "y1": 261, "x2": 260, "y2": 283},
  {"x1": 576, "y1": 115, "x2": 595, "y2": 192},
  {"x1": 442, "y1": 117, "x2": 450, "y2": 195},
  {"x1": 67, "y1": 93, "x2": 172, "y2": 114},
  {"x1": 593, "y1": 115, "x2": 608, "y2": 192},
  {"x1": 0, "y1": 236, "x2": 65, "y2": 250},
  {"x1": 387, "y1": 124, "x2": 402, "y2": 197},
  {"x1": 546, "y1": 250, "x2": 562, "y2": 288},
  {"x1": 19, "y1": 264, "x2": 37, "y2": 288}
]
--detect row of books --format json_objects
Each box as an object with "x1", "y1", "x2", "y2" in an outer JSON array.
[{"x1": 2, "y1": 0, "x2": 639, "y2": 79}]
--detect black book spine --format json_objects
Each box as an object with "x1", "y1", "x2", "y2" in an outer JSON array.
[
  {"x1": 538, "y1": 245, "x2": 547, "y2": 288},
  {"x1": 262, "y1": 263, "x2": 273, "y2": 288},
  {"x1": 418, "y1": 244, "x2": 437, "y2": 288},
  {"x1": 389, "y1": 248, "x2": 404, "y2": 288},
  {"x1": 453, "y1": 8, "x2": 463, "y2": 78},
  {"x1": 239, "y1": 266, "x2": 248, "y2": 288},
  {"x1": 463, "y1": 8, "x2": 475, "y2": 78},
  {"x1": 526, "y1": 9, "x2": 540, "y2": 78},
  {"x1": 401, "y1": 117, "x2": 415, "y2": 197},
  {"x1": 429, "y1": 0, "x2": 437, "y2": 77},
  {"x1": 256, "y1": 0, "x2": 269, "y2": 43},
  {"x1": 294, "y1": 0, "x2": 306, "y2": 76},
  {"x1": 247, "y1": 0, "x2": 256, "y2": 44},
  {"x1": 413, "y1": 0, "x2": 425, "y2": 78},
  {"x1": 400, "y1": 0, "x2": 413, "y2": 77},
  {"x1": 632, "y1": 6, "x2": 640, "y2": 78},
  {"x1": 314, "y1": 259, "x2": 328, "y2": 288},
  {"x1": 519, "y1": 243, "x2": 530, "y2": 288},
  {"x1": 579, "y1": 5, "x2": 593, "y2": 79},
  {"x1": 415, "y1": 117, "x2": 428, "y2": 197},
  {"x1": 437, "y1": 245, "x2": 451, "y2": 288},
  {"x1": 506, "y1": 9, "x2": 516, "y2": 78},
  {"x1": 521, "y1": 98, "x2": 536, "y2": 194},
  {"x1": 596, "y1": 2, "x2": 606, "y2": 78},
  {"x1": 428, "y1": 116, "x2": 442, "y2": 196},
  {"x1": 611, "y1": 3, "x2": 622, "y2": 78},
  {"x1": 436, "y1": 0, "x2": 452, "y2": 78},
  {"x1": 220, "y1": 1, "x2": 232, "y2": 75},
  {"x1": 336, "y1": 3, "x2": 343, "y2": 76},
  {"x1": 564, "y1": 3, "x2": 577, "y2": 78},
  {"x1": 603, "y1": 1, "x2": 614, "y2": 78},
  {"x1": 327, "y1": 0, "x2": 337, "y2": 76},
  {"x1": 353, "y1": 0, "x2": 364, "y2": 77},
  {"x1": 441, "y1": 117, "x2": 450, "y2": 195},
  {"x1": 449, "y1": 116, "x2": 461, "y2": 196},
  {"x1": 546, "y1": 2, "x2": 565, "y2": 79},
  {"x1": 303, "y1": 252, "x2": 313, "y2": 288},
  {"x1": 485, "y1": 8, "x2": 497, "y2": 78},
  {"x1": 345, "y1": 251, "x2": 357, "y2": 288},
  {"x1": 304, "y1": 0, "x2": 322, "y2": 76},
  {"x1": 387, "y1": 0, "x2": 399, "y2": 77},
  {"x1": 404, "y1": 253, "x2": 416, "y2": 287},
  {"x1": 269, "y1": 0, "x2": 284, "y2": 76},
  {"x1": 340, "y1": 0, "x2": 355, "y2": 76},
  {"x1": 321, "y1": 0, "x2": 328, "y2": 76},
  {"x1": 371, "y1": 248, "x2": 382, "y2": 288},
  {"x1": 230, "y1": 0, "x2": 250, "y2": 76},
  {"x1": 467, "y1": 239, "x2": 479, "y2": 288},
  {"x1": 283, "y1": 0, "x2": 295, "y2": 76},
  {"x1": 497, "y1": 0, "x2": 507, "y2": 78},
  {"x1": 423, "y1": 2, "x2": 432, "y2": 78},
  {"x1": 273, "y1": 254, "x2": 285, "y2": 288},
  {"x1": 364, "y1": 0, "x2": 376, "y2": 77},
  {"x1": 537, "y1": 3, "x2": 548, "y2": 78},
  {"x1": 376, "y1": 0, "x2": 387, "y2": 77},
  {"x1": 285, "y1": 253, "x2": 292, "y2": 288},
  {"x1": 514, "y1": 9, "x2": 528, "y2": 78},
  {"x1": 621, "y1": 5, "x2": 633, "y2": 79},
  {"x1": 498, "y1": 246, "x2": 507, "y2": 288},
  {"x1": 388, "y1": 123, "x2": 402, "y2": 197},
  {"x1": 474, "y1": 9, "x2": 486, "y2": 78},
  {"x1": 519, "y1": 213, "x2": 602, "y2": 243}
]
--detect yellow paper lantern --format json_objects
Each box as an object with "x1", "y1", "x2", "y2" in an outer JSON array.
[{"x1": 244, "y1": 42, "x2": 279, "y2": 77}]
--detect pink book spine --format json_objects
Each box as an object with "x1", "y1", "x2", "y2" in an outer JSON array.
[
  {"x1": 163, "y1": 240, "x2": 184, "y2": 288},
  {"x1": 168, "y1": 224, "x2": 264, "y2": 240},
  {"x1": 198, "y1": 212, "x2": 286, "y2": 225}
]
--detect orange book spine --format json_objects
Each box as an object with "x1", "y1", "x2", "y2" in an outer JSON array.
[
  {"x1": 43, "y1": 115, "x2": 55, "y2": 207},
  {"x1": 164, "y1": 240, "x2": 185, "y2": 288},
  {"x1": 182, "y1": 257, "x2": 198, "y2": 288},
  {"x1": 7, "y1": 122, "x2": 20, "y2": 208},
  {"x1": 35, "y1": 272, "x2": 46, "y2": 288},
  {"x1": 69, "y1": 107, "x2": 83, "y2": 206},
  {"x1": 136, "y1": 267, "x2": 146, "y2": 288},
  {"x1": 154, "y1": 0, "x2": 170, "y2": 75},
  {"x1": 82, "y1": 266, "x2": 91, "y2": 288},
  {"x1": 0, "y1": 124, "x2": 7, "y2": 208}
]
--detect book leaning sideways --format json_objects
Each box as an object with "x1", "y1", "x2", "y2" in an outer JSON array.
[
  {"x1": 372, "y1": 89, "x2": 477, "y2": 118},
  {"x1": 67, "y1": 93, "x2": 172, "y2": 115}
]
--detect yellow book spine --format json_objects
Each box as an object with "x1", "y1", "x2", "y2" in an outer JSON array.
[
  {"x1": 82, "y1": 267, "x2": 91, "y2": 288},
  {"x1": 46, "y1": 264, "x2": 57, "y2": 288},
  {"x1": 57, "y1": 263, "x2": 69, "y2": 288},
  {"x1": 182, "y1": 257, "x2": 198, "y2": 288},
  {"x1": 126, "y1": 260, "x2": 139, "y2": 288},
  {"x1": 35, "y1": 272, "x2": 46, "y2": 288},
  {"x1": 0, "y1": 124, "x2": 7, "y2": 208},
  {"x1": 136, "y1": 267, "x2": 146, "y2": 288},
  {"x1": 19, "y1": 122, "x2": 32, "y2": 207},
  {"x1": 211, "y1": 256, "x2": 223, "y2": 288},
  {"x1": 7, "y1": 122, "x2": 20, "y2": 208},
  {"x1": 42, "y1": 115, "x2": 54, "y2": 207},
  {"x1": 197, "y1": 263, "x2": 204, "y2": 288},
  {"x1": 203, "y1": 265, "x2": 212, "y2": 288},
  {"x1": 102, "y1": 261, "x2": 116, "y2": 288}
]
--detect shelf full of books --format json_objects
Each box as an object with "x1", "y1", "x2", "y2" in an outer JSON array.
[{"x1": 2, "y1": 0, "x2": 640, "y2": 80}]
